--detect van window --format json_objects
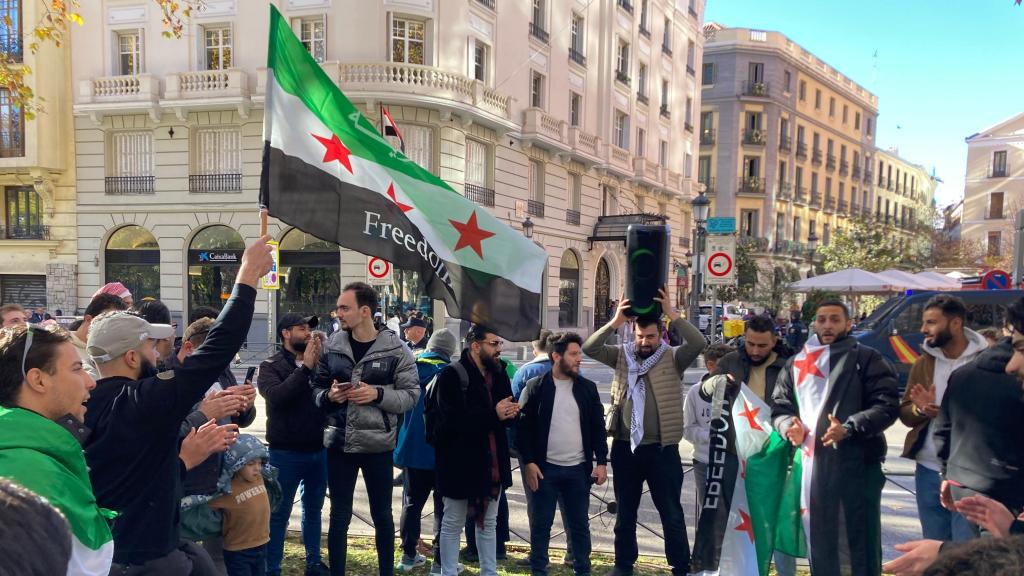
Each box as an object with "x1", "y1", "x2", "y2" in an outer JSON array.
[{"x1": 892, "y1": 301, "x2": 924, "y2": 334}]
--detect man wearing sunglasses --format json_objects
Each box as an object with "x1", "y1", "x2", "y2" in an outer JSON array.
[{"x1": 82, "y1": 236, "x2": 273, "y2": 575}]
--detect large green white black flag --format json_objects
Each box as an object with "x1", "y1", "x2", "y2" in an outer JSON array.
[{"x1": 260, "y1": 5, "x2": 547, "y2": 340}]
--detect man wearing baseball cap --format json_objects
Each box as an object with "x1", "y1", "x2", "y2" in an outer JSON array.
[
  {"x1": 401, "y1": 316, "x2": 429, "y2": 353},
  {"x1": 83, "y1": 237, "x2": 273, "y2": 574},
  {"x1": 258, "y1": 312, "x2": 330, "y2": 576}
]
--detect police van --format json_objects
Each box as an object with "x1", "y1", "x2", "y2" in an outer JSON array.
[{"x1": 852, "y1": 289, "x2": 1024, "y2": 388}]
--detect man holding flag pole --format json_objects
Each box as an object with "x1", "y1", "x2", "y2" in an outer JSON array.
[{"x1": 771, "y1": 300, "x2": 899, "y2": 576}]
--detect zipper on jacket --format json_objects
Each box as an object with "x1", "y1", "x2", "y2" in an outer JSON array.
[{"x1": 380, "y1": 408, "x2": 391, "y2": 433}]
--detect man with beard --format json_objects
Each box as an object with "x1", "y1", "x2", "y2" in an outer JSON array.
[
  {"x1": 899, "y1": 294, "x2": 986, "y2": 542},
  {"x1": 434, "y1": 324, "x2": 518, "y2": 576},
  {"x1": 583, "y1": 288, "x2": 705, "y2": 576},
  {"x1": 517, "y1": 332, "x2": 607, "y2": 576},
  {"x1": 706, "y1": 314, "x2": 796, "y2": 576},
  {"x1": 257, "y1": 313, "x2": 330, "y2": 576},
  {"x1": 772, "y1": 300, "x2": 899, "y2": 576},
  {"x1": 83, "y1": 237, "x2": 273, "y2": 574}
]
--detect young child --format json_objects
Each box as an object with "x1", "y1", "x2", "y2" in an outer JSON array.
[
  {"x1": 684, "y1": 344, "x2": 733, "y2": 509},
  {"x1": 208, "y1": 435, "x2": 272, "y2": 576}
]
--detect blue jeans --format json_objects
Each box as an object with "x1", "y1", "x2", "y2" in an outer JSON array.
[
  {"x1": 223, "y1": 545, "x2": 267, "y2": 576},
  {"x1": 529, "y1": 463, "x2": 592, "y2": 576},
  {"x1": 267, "y1": 449, "x2": 327, "y2": 573},
  {"x1": 441, "y1": 496, "x2": 498, "y2": 576},
  {"x1": 915, "y1": 464, "x2": 976, "y2": 541}
]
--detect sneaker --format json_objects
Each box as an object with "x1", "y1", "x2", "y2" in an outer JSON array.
[
  {"x1": 304, "y1": 562, "x2": 330, "y2": 576},
  {"x1": 562, "y1": 552, "x2": 575, "y2": 566},
  {"x1": 397, "y1": 553, "x2": 427, "y2": 572},
  {"x1": 429, "y1": 561, "x2": 464, "y2": 575},
  {"x1": 513, "y1": 557, "x2": 532, "y2": 567},
  {"x1": 608, "y1": 568, "x2": 634, "y2": 576},
  {"x1": 459, "y1": 547, "x2": 478, "y2": 563}
]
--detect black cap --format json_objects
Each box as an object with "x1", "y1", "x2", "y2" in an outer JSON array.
[
  {"x1": 277, "y1": 313, "x2": 319, "y2": 336},
  {"x1": 401, "y1": 316, "x2": 427, "y2": 329}
]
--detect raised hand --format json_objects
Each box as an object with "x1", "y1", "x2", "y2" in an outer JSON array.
[
  {"x1": 786, "y1": 417, "x2": 806, "y2": 447},
  {"x1": 821, "y1": 413, "x2": 848, "y2": 448},
  {"x1": 496, "y1": 396, "x2": 519, "y2": 421}
]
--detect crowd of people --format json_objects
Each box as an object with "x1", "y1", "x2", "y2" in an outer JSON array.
[{"x1": 1, "y1": 234, "x2": 1023, "y2": 576}]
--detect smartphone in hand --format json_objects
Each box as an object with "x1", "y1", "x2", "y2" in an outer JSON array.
[{"x1": 244, "y1": 366, "x2": 257, "y2": 384}]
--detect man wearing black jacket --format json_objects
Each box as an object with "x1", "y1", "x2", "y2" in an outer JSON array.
[
  {"x1": 258, "y1": 313, "x2": 330, "y2": 576},
  {"x1": 517, "y1": 332, "x2": 607, "y2": 576},
  {"x1": 84, "y1": 236, "x2": 272, "y2": 574}
]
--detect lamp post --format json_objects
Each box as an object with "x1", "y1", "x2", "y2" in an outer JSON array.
[
  {"x1": 521, "y1": 216, "x2": 535, "y2": 239},
  {"x1": 689, "y1": 190, "x2": 710, "y2": 331}
]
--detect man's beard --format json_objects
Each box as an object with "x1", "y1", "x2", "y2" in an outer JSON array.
[
  {"x1": 481, "y1": 351, "x2": 502, "y2": 375},
  {"x1": 290, "y1": 336, "x2": 308, "y2": 353},
  {"x1": 927, "y1": 328, "x2": 953, "y2": 349},
  {"x1": 139, "y1": 356, "x2": 158, "y2": 379},
  {"x1": 748, "y1": 352, "x2": 770, "y2": 366},
  {"x1": 820, "y1": 329, "x2": 849, "y2": 343},
  {"x1": 558, "y1": 357, "x2": 578, "y2": 378},
  {"x1": 636, "y1": 343, "x2": 656, "y2": 359}
]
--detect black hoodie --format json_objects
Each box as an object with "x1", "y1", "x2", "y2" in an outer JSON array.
[{"x1": 935, "y1": 336, "x2": 1024, "y2": 509}]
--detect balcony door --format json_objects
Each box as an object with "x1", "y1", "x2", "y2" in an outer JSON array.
[{"x1": 4, "y1": 186, "x2": 42, "y2": 239}]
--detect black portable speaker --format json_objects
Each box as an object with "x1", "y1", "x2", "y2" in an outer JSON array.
[{"x1": 625, "y1": 224, "x2": 669, "y2": 319}]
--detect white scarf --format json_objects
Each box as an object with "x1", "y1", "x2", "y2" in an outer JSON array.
[{"x1": 622, "y1": 340, "x2": 670, "y2": 452}]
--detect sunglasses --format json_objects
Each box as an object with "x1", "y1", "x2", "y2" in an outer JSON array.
[{"x1": 21, "y1": 323, "x2": 61, "y2": 378}]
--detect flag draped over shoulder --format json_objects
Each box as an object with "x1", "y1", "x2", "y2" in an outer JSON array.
[
  {"x1": 0, "y1": 407, "x2": 115, "y2": 575},
  {"x1": 691, "y1": 375, "x2": 802, "y2": 576},
  {"x1": 260, "y1": 5, "x2": 547, "y2": 340}
]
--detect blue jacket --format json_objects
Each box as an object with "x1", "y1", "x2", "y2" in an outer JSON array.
[
  {"x1": 393, "y1": 350, "x2": 450, "y2": 471},
  {"x1": 511, "y1": 357, "x2": 552, "y2": 400}
]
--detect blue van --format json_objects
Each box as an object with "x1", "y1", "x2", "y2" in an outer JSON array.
[{"x1": 852, "y1": 289, "x2": 1024, "y2": 388}]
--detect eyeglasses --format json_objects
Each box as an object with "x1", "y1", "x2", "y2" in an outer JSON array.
[{"x1": 483, "y1": 340, "x2": 504, "y2": 348}]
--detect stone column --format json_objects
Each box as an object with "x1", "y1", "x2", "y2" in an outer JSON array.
[{"x1": 46, "y1": 263, "x2": 78, "y2": 315}]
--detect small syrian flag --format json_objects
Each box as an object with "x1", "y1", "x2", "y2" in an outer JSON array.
[
  {"x1": 380, "y1": 105, "x2": 405, "y2": 153},
  {"x1": 0, "y1": 407, "x2": 115, "y2": 575},
  {"x1": 790, "y1": 334, "x2": 831, "y2": 566},
  {"x1": 691, "y1": 376, "x2": 802, "y2": 576},
  {"x1": 260, "y1": 5, "x2": 547, "y2": 340}
]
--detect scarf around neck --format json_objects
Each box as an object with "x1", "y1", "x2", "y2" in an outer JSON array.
[{"x1": 623, "y1": 340, "x2": 670, "y2": 451}]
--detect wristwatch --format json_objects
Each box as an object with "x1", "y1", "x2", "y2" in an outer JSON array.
[{"x1": 841, "y1": 421, "x2": 855, "y2": 439}]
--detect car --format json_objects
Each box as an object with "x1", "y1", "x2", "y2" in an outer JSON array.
[{"x1": 852, "y1": 289, "x2": 1024, "y2": 389}]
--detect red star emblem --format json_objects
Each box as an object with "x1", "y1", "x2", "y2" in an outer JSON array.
[
  {"x1": 793, "y1": 347, "x2": 825, "y2": 387},
  {"x1": 386, "y1": 183, "x2": 413, "y2": 213},
  {"x1": 802, "y1": 439, "x2": 814, "y2": 459},
  {"x1": 740, "y1": 458, "x2": 747, "y2": 479},
  {"x1": 735, "y1": 509, "x2": 755, "y2": 544},
  {"x1": 312, "y1": 133, "x2": 354, "y2": 174},
  {"x1": 449, "y1": 210, "x2": 495, "y2": 259},
  {"x1": 739, "y1": 398, "x2": 764, "y2": 431}
]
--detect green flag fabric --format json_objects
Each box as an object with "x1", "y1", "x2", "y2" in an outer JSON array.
[
  {"x1": 691, "y1": 376, "x2": 802, "y2": 575},
  {"x1": 0, "y1": 407, "x2": 114, "y2": 575},
  {"x1": 260, "y1": 5, "x2": 547, "y2": 340}
]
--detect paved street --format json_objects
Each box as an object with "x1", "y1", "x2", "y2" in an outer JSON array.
[{"x1": 234, "y1": 357, "x2": 921, "y2": 564}]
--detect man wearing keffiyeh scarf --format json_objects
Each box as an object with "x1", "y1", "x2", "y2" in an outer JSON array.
[{"x1": 583, "y1": 288, "x2": 705, "y2": 576}]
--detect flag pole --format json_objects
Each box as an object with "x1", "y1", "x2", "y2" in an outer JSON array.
[{"x1": 259, "y1": 206, "x2": 268, "y2": 237}]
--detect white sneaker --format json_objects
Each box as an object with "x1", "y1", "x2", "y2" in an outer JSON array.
[{"x1": 397, "y1": 553, "x2": 427, "y2": 572}]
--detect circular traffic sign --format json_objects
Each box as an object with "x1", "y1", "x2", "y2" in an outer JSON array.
[
  {"x1": 707, "y1": 252, "x2": 733, "y2": 277},
  {"x1": 368, "y1": 257, "x2": 391, "y2": 279},
  {"x1": 982, "y1": 269, "x2": 1010, "y2": 290}
]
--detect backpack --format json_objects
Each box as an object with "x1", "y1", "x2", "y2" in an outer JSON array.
[{"x1": 423, "y1": 361, "x2": 469, "y2": 446}]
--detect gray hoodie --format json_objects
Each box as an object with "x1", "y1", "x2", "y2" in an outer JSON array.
[{"x1": 916, "y1": 327, "x2": 987, "y2": 472}]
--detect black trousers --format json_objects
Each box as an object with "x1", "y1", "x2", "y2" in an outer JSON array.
[
  {"x1": 610, "y1": 440, "x2": 689, "y2": 575},
  {"x1": 399, "y1": 467, "x2": 443, "y2": 559},
  {"x1": 326, "y1": 450, "x2": 394, "y2": 576},
  {"x1": 108, "y1": 541, "x2": 220, "y2": 576}
]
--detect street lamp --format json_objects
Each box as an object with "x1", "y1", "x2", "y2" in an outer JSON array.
[
  {"x1": 689, "y1": 190, "x2": 711, "y2": 331},
  {"x1": 521, "y1": 216, "x2": 534, "y2": 239}
]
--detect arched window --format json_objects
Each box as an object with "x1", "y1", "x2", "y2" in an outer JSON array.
[
  {"x1": 188, "y1": 225, "x2": 244, "y2": 314},
  {"x1": 278, "y1": 228, "x2": 340, "y2": 321},
  {"x1": 106, "y1": 225, "x2": 160, "y2": 300},
  {"x1": 559, "y1": 250, "x2": 580, "y2": 327}
]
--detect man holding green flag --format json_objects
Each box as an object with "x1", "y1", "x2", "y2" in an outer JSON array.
[
  {"x1": 0, "y1": 323, "x2": 114, "y2": 575},
  {"x1": 260, "y1": 5, "x2": 547, "y2": 341}
]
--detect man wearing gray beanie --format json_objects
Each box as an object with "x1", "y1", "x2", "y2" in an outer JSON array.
[{"x1": 394, "y1": 328, "x2": 458, "y2": 573}]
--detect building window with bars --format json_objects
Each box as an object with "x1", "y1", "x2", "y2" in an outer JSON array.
[
  {"x1": 391, "y1": 17, "x2": 426, "y2": 65},
  {"x1": 203, "y1": 25, "x2": 232, "y2": 70},
  {"x1": 191, "y1": 128, "x2": 242, "y2": 193},
  {"x1": 107, "y1": 131, "x2": 154, "y2": 194},
  {"x1": 570, "y1": 13, "x2": 585, "y2": 64},
  {"x1": 567, "y1": 172, "x2": 582, "y2": 225},
  {"x1": 116, "y1": 30, "x2": 144, "y2": 75},
  {"x1": 4, "y1": 186, "x2": 44, "y2": 239},
  {"x1": 402, "y1": 125, "x2": 434, "y2": 172},
  {"x1": 293, "y1": 16, "x2": 326, "y2": 62},
  {"x1": 529, "y1": 159, "x2": 545, "y2": 216},
  {"x1": 0, "y1": 89, "x2": 23, "y2": 158},
  {"x1": 464, "y1": 139, "x2": 493, "y2": 206}
]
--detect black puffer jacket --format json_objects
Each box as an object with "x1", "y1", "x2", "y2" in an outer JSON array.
[
  {"x1": 935, "y1": 337, "x2": 1024, "y2": 510},
  {"x1": 434, "y1": 350, "x2": 514, "y2": 500}
]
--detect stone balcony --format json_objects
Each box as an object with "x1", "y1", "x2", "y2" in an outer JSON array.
[
  {"x1": 567, "y1": 127, "x2": 602, "y2": 165},
  {"x1": 633, "y1": 157, "x2": 663, "y2": 188},
  {"x1": 76, "y1": 73, "x2": 161, "y2": 121},
  {"x1": 165, "y1": 69, "x2": 248, "y2": 101},
  {"x1": 522, "y1": 108, "x2": 570, "y2": 154},
  {"x1": 607, "y1": 145, "x2": 634, "y2": 178}
]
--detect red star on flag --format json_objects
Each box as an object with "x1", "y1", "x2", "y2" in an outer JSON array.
[
  {"x1": 386, "y1": 183, "x2": 413, "y2": 213},
  {"x1": 739, "y1": 398, "x2": 763, "y2": 431},
  {"x1": 793, "y1": 347, "x2": 825, "y2": 387},
  {"x1": 740, "y1": 458, "x2": 747, "y2": 479},
  {"x1": 735, "y1": 509, "x2": 755, "y2": 544},
  {"x1": 802, "y1": 439, "x2": 815, "y2": 459},
  {"x1": 449, "y1": 210, "x2": 495, "y2": 259},
  {"x1": 312, "y1": 133, "x2": 354, "y2": 174}
]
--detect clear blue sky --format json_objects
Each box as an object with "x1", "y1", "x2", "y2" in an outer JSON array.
[{"x1": 704, "y1": 0, "x2": 1024, "y2": 208}]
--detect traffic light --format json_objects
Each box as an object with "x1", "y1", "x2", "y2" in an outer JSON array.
[{"x1": 625, "y1": 224, "x2": 669, "y2": 319}]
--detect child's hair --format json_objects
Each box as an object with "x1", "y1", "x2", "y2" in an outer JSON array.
[{"x1": 703, "y1": 343, "x2": 733, "y2": 364}]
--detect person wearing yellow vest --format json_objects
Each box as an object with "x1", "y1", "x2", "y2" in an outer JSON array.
[{"x1": 582, "y1": 288, "x2": 704, "y2": 576}]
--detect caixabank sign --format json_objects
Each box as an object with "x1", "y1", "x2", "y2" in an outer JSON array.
[{"x1": 188, "y1": 250, "x2": 243, "y2": 265}]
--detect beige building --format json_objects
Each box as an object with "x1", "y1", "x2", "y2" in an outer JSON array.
[
  {"x1": 71, "y1": 0, "x2": 705, "y2": 341},
  {"x1": 962, "y1": 112, "x2": 1024, "y2": 260},
  {"x1": 699, "y1": 24, "x2": 932, "y2": 278},
  {"x1": 872, "y1": 147, "x2": 936, "y2": 249},
  {"x1": 0, "y1": 0, "x2": 78, "y2": 313}
]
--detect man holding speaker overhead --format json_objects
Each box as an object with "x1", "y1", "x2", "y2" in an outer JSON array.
[{"x1": 582, "y1": 224, "x2": 705, "y2": 576}]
